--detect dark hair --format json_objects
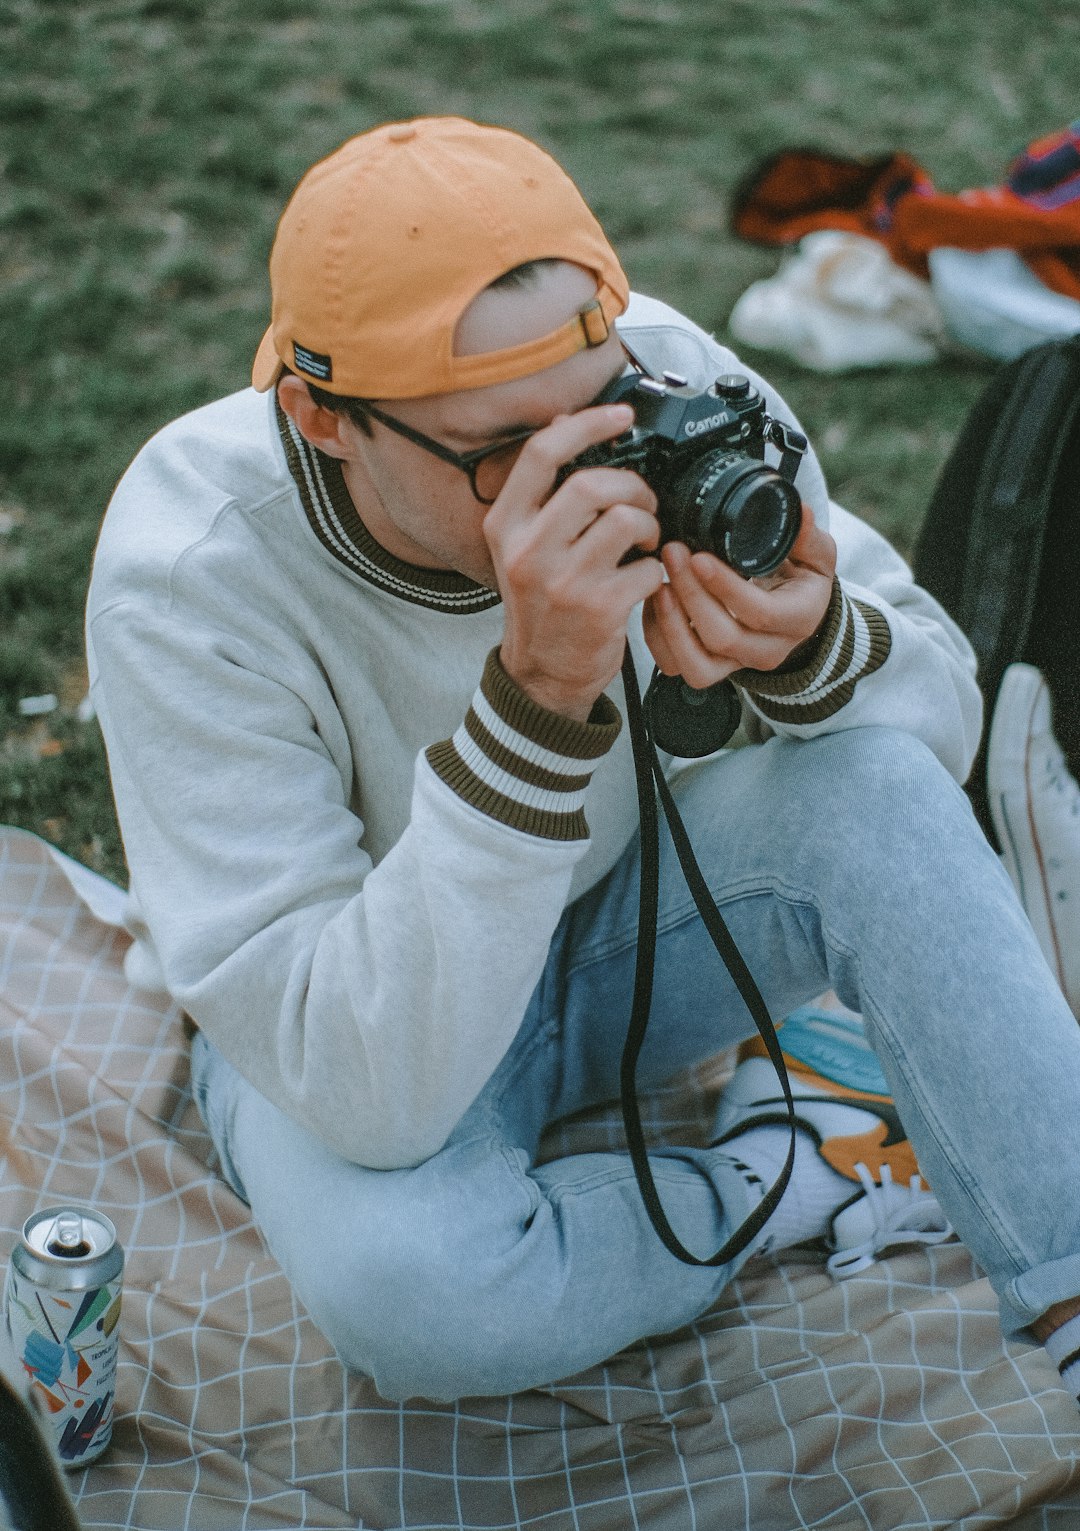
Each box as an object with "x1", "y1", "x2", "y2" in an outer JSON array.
[
  {"x1": 298, "y1": 259, "x2": 565, "y2": 428},
  {"x1": 485, "y1": 257, "x2": 563, "y2": 292},
  {"x1": 303, "y1": 379, "x2": 374, "y2": 434}
]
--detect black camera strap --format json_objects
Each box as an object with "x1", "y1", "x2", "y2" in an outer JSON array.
[{"x1": 619, "y1": 643, "x2": 797, "y2": 1266}]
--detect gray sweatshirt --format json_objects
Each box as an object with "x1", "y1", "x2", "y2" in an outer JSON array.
[{"x1": 86, "y1": 294, "x2": 981, "y2": 1168}]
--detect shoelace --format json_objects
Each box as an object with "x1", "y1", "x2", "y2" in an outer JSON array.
[
  {"x1": 1041, "y1": 747, "x2": 1080, "y2": 819},
  {"x1": 826, "y1": 1162, "x2": 954, "y2": 1279},
  {"x1": 1029, "y1": 689, "x2": 1080, "y2": 817}
]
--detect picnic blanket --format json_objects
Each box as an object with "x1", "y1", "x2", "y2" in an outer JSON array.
[{"x1": 3, "y1": 822, "x2": 1080, "y2": 1530}]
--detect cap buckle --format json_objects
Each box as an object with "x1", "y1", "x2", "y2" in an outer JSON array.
[{"x1": 577, "y1": 299, "x2": 609, "y2": 348}]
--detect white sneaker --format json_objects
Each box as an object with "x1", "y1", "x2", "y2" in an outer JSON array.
[
  {"x1": 987, "y1": 663, "x2": 1080, "y2": 1017},
  {"x1": 713, "y1": 1010, "x2": 952, "y2": 1278}
]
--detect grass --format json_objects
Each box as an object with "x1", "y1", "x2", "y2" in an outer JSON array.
[{"x1": 0, "y1": 0, "x2": 1077, "y2": 884}]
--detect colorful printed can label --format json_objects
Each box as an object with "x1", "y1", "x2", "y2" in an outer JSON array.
[{"x1": 5, "y1": 1207, "x2": 124, "y2": 1467}]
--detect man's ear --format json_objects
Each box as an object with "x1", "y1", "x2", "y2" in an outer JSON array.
[{"x1": 276, "y1": 375, "x2": 354, "y2": 460}]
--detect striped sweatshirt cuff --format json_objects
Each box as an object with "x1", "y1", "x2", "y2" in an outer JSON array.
[
  {"x1": 425, "y1": 649, "x2": 622, "y2": 841},
  {"x1": 731, "y1": 576, "x2": 892, "y2": 726},
  {"x1": 1043, "y1": 1312, "x2": 1080, "y2": 1398}
]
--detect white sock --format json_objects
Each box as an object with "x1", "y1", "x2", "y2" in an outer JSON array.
[
  {"x1": 1043, "y1": 1313, "x2": 1080, "y2": 1399},
  {"x1": 717, "y1": 1124, "x2": 853, "y2": 1253}
]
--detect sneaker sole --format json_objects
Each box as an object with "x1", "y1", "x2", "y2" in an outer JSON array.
[{"x1": 987, "y1": 663, "x2": 1069, "y2": 995}]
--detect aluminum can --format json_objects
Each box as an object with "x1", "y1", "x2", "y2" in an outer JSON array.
[{"x1": 5, "y1": 1206, "x2": 123, "y2": 1467}]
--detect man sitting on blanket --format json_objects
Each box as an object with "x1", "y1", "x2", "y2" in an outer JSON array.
[{"x1": 86, "y1": 116, "x2": 1080, "y2": 1404}]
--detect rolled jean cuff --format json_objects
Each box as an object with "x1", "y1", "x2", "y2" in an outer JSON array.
[{"x1": 999, "y1": 1253, "x2": 1080, "y2": 1338}]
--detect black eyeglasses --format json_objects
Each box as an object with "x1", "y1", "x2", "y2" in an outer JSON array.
[
  {"x1": 354, "y1": 349, "x2": 639, "y2": 505},
  {"x1": 356, "y1": 401, "x2": 539, "y2": 505}
]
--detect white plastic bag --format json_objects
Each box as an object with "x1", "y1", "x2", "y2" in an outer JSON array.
[
  {"x1": 929, "y1": 246, "x2": 1080, "y2": 360},
  {"x1": 728, "y1": 230, "x2": 948, "y2": 372}
]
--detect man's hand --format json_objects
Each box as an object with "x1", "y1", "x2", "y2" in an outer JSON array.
[
  {"x1": 643, "y1": 505, "x2": 838, "y2": 687},
  {"x1": 484, "y1": 404, "x2": 665, "y2": 722}
]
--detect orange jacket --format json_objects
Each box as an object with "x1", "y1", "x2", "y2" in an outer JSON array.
[{"x1": 731, "y1": 122, "x2": 1080, "y2": 302}]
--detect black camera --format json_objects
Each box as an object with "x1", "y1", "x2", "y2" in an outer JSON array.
[{"x1": 557, "y1": 369, "x2": 808, "y2": 578}]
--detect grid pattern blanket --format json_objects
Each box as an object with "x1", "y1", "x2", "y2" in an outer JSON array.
[{"x1": 2, "y1": 824, "x2": 1079, "y2": 1530}]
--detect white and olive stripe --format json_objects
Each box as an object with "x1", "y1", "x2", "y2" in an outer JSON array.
[
  {"x1": 426, "y1": 649, "x2": 622, "y2": 840},
  {"x1": 1044, "y1": 1313, "x2": 1080, "y2": 1400},
  {"x1": 276, "y1": 406, "x2": 501, "y2": 615},
  {"x1": 734, "y1": 578, "x2": 891, "y2": 726}
]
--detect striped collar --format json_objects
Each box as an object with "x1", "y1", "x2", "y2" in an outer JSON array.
[{"x1": 276, "y1": 404, "x2": 502, "y2": 615}]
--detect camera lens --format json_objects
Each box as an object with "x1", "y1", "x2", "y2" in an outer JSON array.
[{"x1": 668, "y1": 452, "x2": 802, "y2": 577}]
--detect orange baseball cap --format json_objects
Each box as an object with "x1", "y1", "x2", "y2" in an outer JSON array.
[{"x1": 252, "y1": 116, "x2": 630, "y2": 400}]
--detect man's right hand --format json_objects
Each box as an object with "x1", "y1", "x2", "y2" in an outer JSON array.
[{"x1": 484, "y1": 404, "x2": 665, "y2": 723}]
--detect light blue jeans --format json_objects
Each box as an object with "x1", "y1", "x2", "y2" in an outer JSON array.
[{"x1": 191, "y1": 727, "x2": 1080, "y2": 1402}]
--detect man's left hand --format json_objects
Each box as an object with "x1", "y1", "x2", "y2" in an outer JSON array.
[{"x1": 642, "y1": 503, "x2": 838, "y2": 687}]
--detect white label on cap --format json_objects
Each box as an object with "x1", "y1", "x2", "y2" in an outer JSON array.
[{"x1": 293, "y1": 343, "x2": 333, "y2": 381}]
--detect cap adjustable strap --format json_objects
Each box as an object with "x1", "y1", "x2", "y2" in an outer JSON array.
[{"x1": 446, "y1": 285, "x2": 619, "y2": 390}]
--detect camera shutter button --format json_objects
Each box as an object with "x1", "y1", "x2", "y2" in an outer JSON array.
[{"x1": 715, "y1": 374, "x2": 755, "y2": 399}]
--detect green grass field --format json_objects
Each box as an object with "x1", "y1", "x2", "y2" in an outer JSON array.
[{"x1": 1, "y1": 0, "x2": 1077, "y2": 884}]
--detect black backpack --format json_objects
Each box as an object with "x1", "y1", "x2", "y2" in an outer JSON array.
[{"x1": 912, "y1": 334, "x2": 1080, "y2": 848}]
